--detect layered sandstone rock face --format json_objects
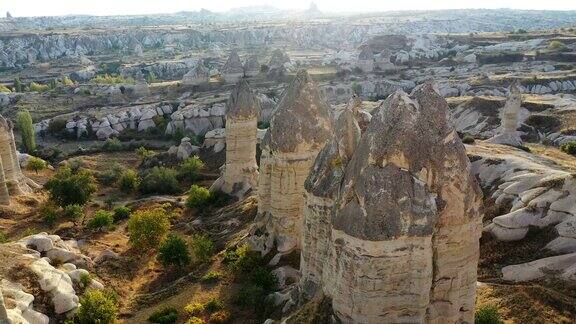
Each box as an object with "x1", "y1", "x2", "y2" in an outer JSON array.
[
  {"x1": 300, "y1": 84, "x2": 483, "y2": 323},
  {"x1": 257, "y1": 70, "x2": 332, "y2": 253},
  {"x1": 221, "y1": 50, "x2": 244, "y2": 83},
  {"x1": 213, "y1": 79, "x2": 261, "y2": 198},
  {"x1": 0, "y1": 115, "x2": 38, "y2": 205},
  {"x1": 486, "y1": 83, "x2": 523, "y2": 146}
]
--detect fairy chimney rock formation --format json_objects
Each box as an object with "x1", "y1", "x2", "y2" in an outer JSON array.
[
  {"x1": 268, "y1": 49, "x2": 290, "y2": 69},
  {"x1": 258, "y1": 70, "x2": 332, "y2": 253},
  {"x1": 357, "y1": 46, "x2": 374, "y2": 72},
  {"x1": 133, "y1": 73, "x2": 149, "y2": 97},
  {"x1": 212, "y1": 79, "x2": 261, "y2": 198},
  {"x1": 221, "y1": 50, "x2": 244, "y2": 83},
  {"x1": 182, "y1": 60, "x2": 210, "y2": 86},
  {"x1": 244, "y1": 54, "x2": 260, "y2": 77},
  {"x1": 300, "y1": 84, "x2": 483, "y2": 323},
  {"x1": 486, "y1": 83, "x2": 523, "y2": 146},
  {"x1": 0, "y1": 115, "x2": 39, "y2": 205}
]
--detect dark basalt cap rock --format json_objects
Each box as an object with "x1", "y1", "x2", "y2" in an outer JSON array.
[
  {"x1": 263, "y1": 70, "x2": 332, "y2": 153},
  {"x1": 330, "y1": 83, "x2": 479, "y2": 241},
  {"x1": 226, "y1": 79, "x2": 261, "y2": 119}
]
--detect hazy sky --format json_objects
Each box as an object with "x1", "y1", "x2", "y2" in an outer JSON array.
[{"x1": 2, "y1": 0, "x2": 576, "y2": 17}]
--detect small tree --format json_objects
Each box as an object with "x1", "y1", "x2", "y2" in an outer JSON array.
[
  {"x1": 63, "y1": 204, "x2": 84, "y2": 222},
  {"x1": 14, "y1": 77, "x2": 23, "y2": 92},
  {"x1": 127, "y1": 206, "x2": 170, "y2": 250},
  {"x1": 139, "y1": 167, "x2": 180, "y2": 195},
  {"x1": 25, "y1": 157, "x2": 46, "y2": 174},
  {"x1": 77, "y1": 289, "x2": 118, "y2": 324},
  {"x1": 16, "y1": 109, "x2": 36, "y2": 153},
  {"x1": 112, "y1": 205, "x2": 131, "y2": 222},
  {"x1": 44, "y1": 166, "x2": 98, "y2": 207},
  {"x1": 178, "y1": 156, "x2": 204, "y2": 182},
  {"x1": 186, "y1": 185, "x2": 210, "y2": 209},
  {"x1": 157, "y1": 234, "x2": 191, "y2": 268}
]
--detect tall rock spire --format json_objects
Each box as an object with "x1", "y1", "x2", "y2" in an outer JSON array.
[
  {"x1": 211, "y1": 79, "x2": 261, "y2": 198},
  {"x1": 300, "y1": 84, "x2": 483, "y2": 323},
  {"x1": 257, "y1": 69, "x2": 332, "y2": 254},
  {"x1": 221, "y1": 50, "x2": 244, "y2": 83},
  {"x1": 486, "y1": 83, "x2": 523, "y2": 146}
]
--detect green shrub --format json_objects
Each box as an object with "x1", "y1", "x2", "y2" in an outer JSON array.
[
  {"x1": 250, "y1": 266, "x2": 277, "y2": 291},
  {"x1": 29, "y1": 82, "x2": 50, "y2": 93},
  {"x1": 13, "y1": 78, "x2": 24, "y2": 92},
  {"x1": 44, "y1": 166, "x2": 97, "y2": 207},
  {"x1": 0, "y1": 231, "x2": 7, "y2": 243},
  {"x1": 560, "y1": 141, "x2": 576, "y2": 155},
  {"x1": 62, "y1": 76, "x2": 76, "y2": 86},
  {"x1": 25, "y1": 157, "x2": 46, "y2": 174},
  {"x1": 201, "y1": 271, "x2": 222, "y2": 283},
  {"x1": 87, "y1": 210, "x2": 114, "y2": 230},
  {"x1": 40, "y1": 203, "x2": 58, "y2": 225},
  {"x1": 234, "y1": 284, "x2": 266, "y2": 310},
  {"x1": 77, "y1": 289, "x2": 118, "y2": 324},
  {"x1": 63, "y1": 204, "x2": 84, "y2": 222},
  {"x1": 102, "y1": 138, "x2": 122, "y2": 151},
  {"x1": 157, "y1": 234, "x2": 191, "y2": 268},
  {"x1": 148, "y1": 307, "x2": 178, "y2": 324},
  {"x1": 206, "y1": 190, "x2": 231, "y2": 208},
  {"x1": 139, "y1": 167, "x2": 180, "y2": 195},
  {"x1": 475, "y1": 304, "x2": 503, "y2": 324},
  {"x1": 47, "y1": 118, "x2": 68, "y2": 135},
  {"x1": 91, "y1": 74, "x2": 135, "y2": 85},
  {"x1": 184, "y1": 302, "x2": 204, "y2": 316},
  {"x1": 97, "y1": 163, "x2": 125, "y2": 185},
  {"x1": 79, "y1": 272, "x2": 92, "y2": 290},
  {"x1": 67, "y1": 158, "x2": 86, "y2": 172},
  {"x1": 135, "y1": 146, "x2": 155, "y2": 159},
  {"x1": 112, "y1": 205, "x2": 131, "y2": 222},
  {"x1": 16, "y1": 110, "x2": 36, "y2": 153},
  {"x1": 178, "y1": 156, "x2": 204, "y2": 182},
  {"x1": 185, "y1": 316, "x2": 204, "y2": 324},
  {"x1": 118, "y1": 169, "x2": 140, "y2": 193},
  {"x1": 223, "y1": 244, "x2": 263, "y2": 272},
  {"x1": 185, "y1": 185, "x2": 211, "y2": 209},
  {"x1": 127, "y1": 206, "x2": 171, "y2": 250},
  {"x1": 203, "y1": 297, "x2": 223, "y2": 313},
  {"x1": 190, "y1": 234, "x2": 214, "y2": 264},
  {"x1": 257, "y1": 121, "x2": 270, "y2": 129},
  {"x1": 462, "y1": 135, "x2": 475, "y2": 144}
]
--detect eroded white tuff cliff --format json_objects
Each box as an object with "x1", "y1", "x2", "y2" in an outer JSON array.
[
  {"x1": 182, "y1": 60, "x2": 210, "y2": 86},
  {"x1": 300, "y1": 84, "x2": 483, "y2": 323},
  {"x1": 486, "y1": 83, "x2": 523, "y2": 146},
  {"x1": 0, "y1": 115, "x2": 39, "y2": 205},
  {"x1": 212, "y1": 79, "x2": 261, "y2": 198},
  {"x1": 221, "y1": 50, "x2": 244, "y2": 83},
  {"x1": 257, "y1": 70, "x2": 332, "y2": 254}
]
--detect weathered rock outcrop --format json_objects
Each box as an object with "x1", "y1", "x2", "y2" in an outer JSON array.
[
  {"x1": 221, "y1": 50, "x2": 244, "y2": 83},
  {"x1": 182, "y1": 60, "x2": 210, "y2": 86},
  {"x1": 256, "y1": 70, "x2": 332, "y2": 254},
  {"x1": 244, "y1": 54, "x2": 260, "y2": 77},
  {"x1": 486, "y1": 84, "x2": 523, "y2": 146},
  {"x1": 0, "y1": 233, "x2": 103, "y2": 323},
  {"x1": 0, "y1": 116, "x2": 39, "y2": 204},
  {"x1": 300, "y1": 84, "x2": 483, "y2": 323},
  {"x1": 211, "y1": 79, "x2": 261, "y2": 197}
]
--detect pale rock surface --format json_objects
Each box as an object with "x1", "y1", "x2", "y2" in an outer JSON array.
[
  {"x1": 486, "y1": 84, "x2": 523, "y2": 146},
  {"x1": 182, "y1": 60, "x2": 210, "y2": 86},
  {"x1": 300, "y1": 84, "x2": 483, "y2": 323},
  {"x1": 212, "y1": 79, "x2": 260, "y2": 198},
  {"x1": 256, "y1": 70, "x2": 332, "y2": 253},
  {"x1": 221, "y1": 50, "x2": 244, "y2": 83}
]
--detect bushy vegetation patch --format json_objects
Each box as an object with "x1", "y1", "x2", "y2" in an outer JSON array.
[
  {"x1": 157, "y1": 234, "x2": 191, "y2": 268},
  {"x1": 127, "y1": 206, "x2": 171, "y2": 250},
  {"x1": 139, "y1": 167, "x2": 180, "y2": 195},
  {"x1": 44, "y1": 166, "x2": 97, "y2": 207}
]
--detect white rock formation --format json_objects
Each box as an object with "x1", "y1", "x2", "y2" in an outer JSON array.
[
  {"x1": 244, "y1": 54, "x2": 260, "y2": 77},
  {"x1": 211, "y1": 79, "x2": 261, "y2": 198},
  {"x1": 300, "y1": 84, "x2": 483, "y2": 323},
  {"x1": 486, "y1": 83, "x2": 523, "y2": 146},
  {"x1": 256, "y1": 70, "x2": 332, "y2": 254}
]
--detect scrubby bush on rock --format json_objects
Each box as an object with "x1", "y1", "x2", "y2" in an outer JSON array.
[
  {"x1": 560, "y1": 141, "x2": 576, "y2": 155},
  {"x1": 148, "y1": 306, "x2": 179, "y2": 324},
  {"x1": 190, "y1": 234, "x2": 214, "y2": 264},
  {"x1": 127, "y1": 206, "x2": 171, "y2": 250},
  {"x1": 25, "y1": 156, "x2": 47, "y2": 174},
  {"x1": 186, "y1": 185, "x2": 211, "y2": 209},
  {"x1": 63, "y1": 204, "x2": 84, "y2": 222},
  {"x1": 118, "y1": 169, "x2": 140, "y2": 193},
  {"x1": 475, "y1": 304, "x2": 503, "y2": 324},
  {"x1": 112, "y1": 205, "x2": 131, "y2": 222},
  {"x1": 102, "y1": 138, "x2": 122, "y2": 151},
  {"x1": 178, "y1": 156, "x2": 204, "y2": 182}
]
